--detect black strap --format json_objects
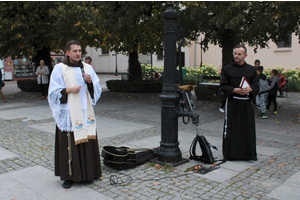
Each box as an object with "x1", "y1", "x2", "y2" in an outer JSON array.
[
  {"x1": 189, "y1": 135, "x2": 207, "y2": 162},
  {"x1": 189, "y1": 136, "x2": 199, "y2": 160},
  {"x1": 189, "y1": 134, "x2": 226, "y2": 166},
  {"x1": 213, "y1": 159, "x2": 227, "y2": 166}
]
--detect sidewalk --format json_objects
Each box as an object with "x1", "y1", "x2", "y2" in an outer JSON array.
[{"x1": 0, "y1": 75, "x2": 300, "y2": 200}]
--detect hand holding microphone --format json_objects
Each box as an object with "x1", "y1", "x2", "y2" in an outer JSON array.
[
  {"x1": 79, "y1": 63, "x2": 92, "y2": 84},
  {"x1": 83, "y1": 73, "x2": 92, "y2": 84}
]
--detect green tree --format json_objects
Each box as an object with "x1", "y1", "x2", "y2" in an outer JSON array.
[
  {"x1": 84, "y1": 2, "x2": 165, "y2": 82},
  {"x1": 180, "y1": 1, "x2": 300, "y2": 69},
  {"x1": 0, "y1": 2, "x2": 167, "y2": 82},
  {"x1": 0, "y1": 2, "x2": 103, "y2": 69},
  {"x1": 0, "y1": 2, "x2": 58, "y2": 67}
]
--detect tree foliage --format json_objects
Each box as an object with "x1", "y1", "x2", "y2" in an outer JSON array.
[
  {"x1": 179, "y1": 1, "x2": 300, "y2": 68},
  {"x1": 0, "y1": 2, "x2": 167, "y2": 82},
  {"x1": 84, "y1": 2, "x2": 166, "y2": 81},
  {"x1": 1, "y1": 1, "x2": 300, "y2": 81},
  {"x1": 0, "y1": 2, "x2": 58, "y2": 66}
]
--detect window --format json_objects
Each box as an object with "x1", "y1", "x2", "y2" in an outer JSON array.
[
  {"x1": 157, "y1": 54, "x2": 163, "y2": 60},
  {"x1": 102, "y1": 49, "x2": 109, "y2": 55},
  {"x1": 277, "y1": 33, "x2": 292, "y2": 48},
  {"x1": 13, "y1": 58, "x2": 34, "y2": 77}
]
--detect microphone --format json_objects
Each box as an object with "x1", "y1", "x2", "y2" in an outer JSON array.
[{"x1": 79, "y1": 62, "x2": 87, "y2": 84}]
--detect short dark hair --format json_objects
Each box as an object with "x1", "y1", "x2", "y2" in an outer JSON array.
[
  {"x1": 272, "y1": 69, "x2": 278, "y2": 76},
  {"x1": 66, "y1": 40, "x2": 81, "y2": 51},
  {"x1": 254, "y1": 59, "x2": 260, "y2": 64},
  {"x1": 85, "y1": 56, "x2": 92, "y2": 62},
  {"x1": 234, "y1": 45, "x2": 247, "y2": 54},
  {"x1": 256, "y1": 66, "x2": 264, "y2": 73}
]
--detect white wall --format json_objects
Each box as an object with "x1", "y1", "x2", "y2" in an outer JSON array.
[{"x1": 84, "y1": 46, "x2": 190, "y2": 73}]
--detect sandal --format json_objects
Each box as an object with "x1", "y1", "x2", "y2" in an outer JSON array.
[{"x1": 2, "y1": 99, "x2": 7, "y2": 103}]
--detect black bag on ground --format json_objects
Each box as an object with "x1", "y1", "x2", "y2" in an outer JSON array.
[
  {"x1": 189, "y1": 134, "x2": 218, "y2": 164},
  {"x1": 102, "y1": 146, "x2": 157, "y2": 170}
]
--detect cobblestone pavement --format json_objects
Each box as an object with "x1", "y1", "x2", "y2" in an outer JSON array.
[{"x1": 0, "y1": 77, "x2": 300, "y2": 200}]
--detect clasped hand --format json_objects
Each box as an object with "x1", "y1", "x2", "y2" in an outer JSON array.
[{"x1": 234, "y1": 87, "x2": 251, "y2": 95}]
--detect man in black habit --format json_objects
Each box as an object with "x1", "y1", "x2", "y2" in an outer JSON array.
[
  {"x1": 220, "y1": 45, "x2": 259, "y2": 161},
  {"x1": 48, "y1": 40, "x2": 102, "y2": 189}
]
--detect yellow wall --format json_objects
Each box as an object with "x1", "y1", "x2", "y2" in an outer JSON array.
[{"x1": 189, "y1": 33, "x2": 300, "y2": 72}]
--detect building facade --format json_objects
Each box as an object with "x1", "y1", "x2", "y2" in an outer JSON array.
[
  {"x1": 84, "y1": 46, "x2": 191, "y2": 74},
  {"x1": 1, "y1": 57, "x2": 34, "y2": 81},
  {"x1": 189, "y1": 33, "x2": 300, "y2": 72},
  {"x1": 85, "y1": 33, "x2": 299, "y2": 74}
]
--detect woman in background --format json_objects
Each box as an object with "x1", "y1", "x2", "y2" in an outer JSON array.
[{"x1": 36, "y1": 60, "x2": 50, "y2": 99}]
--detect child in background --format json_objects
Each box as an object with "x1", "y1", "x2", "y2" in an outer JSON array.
[
  {"x1": 266, "y1": 69, "x2": 280, "y2": 115},
  {"x1": 256, "y1": 66, "x2": 269, "y2": 118}
]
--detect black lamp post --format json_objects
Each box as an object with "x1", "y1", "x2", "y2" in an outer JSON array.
[
  {"x1": 200, "y1": 38, "x2": 203, "y2": 67},
  {"x1": 114, "y1": 53, "x2": 118, "y2": 76},
  {"x1": 151, "y1": 2, "x2": 192, "y2": 167}
]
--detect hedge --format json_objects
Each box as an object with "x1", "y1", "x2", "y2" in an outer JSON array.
[
  {"x1": 106, "y1": 80, "x2": 163, "y2": 93},
  {"x1": 17, "y1": 79, "x2": 40, "y2": 92}
]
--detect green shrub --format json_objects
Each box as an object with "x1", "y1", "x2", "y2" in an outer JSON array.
[
  {"x1": 185, "y1": 65, "x2": 218, "y2": 76},
  {"x1": 141, "y1": 64, "x2": 300, "y2": 92},
  {"x1": 287, "y1": 79, "x2": 300, "y2": 92},
  {"x1": 141, "y1": 64, "x2": 218, "y2": 77},
  {"x1": 182, "y1": 75, "x2": 199, "y2": 85},
  {"x1": 141, "y1": 64, "x2": 164, "y2": 74},
  {"x1": 282, "y1": 68, "x2": 300, "y2": 82},
  {"x1": 106, "y1": 80, "x2": 163, "y2": 93},
  {"x1": 17, "y1": 79, "x2": 40, "y2": 92}
]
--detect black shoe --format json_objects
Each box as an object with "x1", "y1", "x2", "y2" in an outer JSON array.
[
  {"x1": 62, "y1": 180, "x2": 73, "y2": 189},
  {"x1": 260, "y1": 114, "x2": 268, "y2": 119}
]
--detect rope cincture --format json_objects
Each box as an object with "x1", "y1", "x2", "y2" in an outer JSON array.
[{"x1": 67, "y1": 132, "x2": 72, "y2": 177}]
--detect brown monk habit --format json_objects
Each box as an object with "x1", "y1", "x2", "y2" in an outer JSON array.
[{"x1": 54, "y1": 56, "x2": 101, "y2": 182}]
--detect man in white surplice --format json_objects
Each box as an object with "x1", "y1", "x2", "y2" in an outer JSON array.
[{"x1": 48, "y1": 40, "x2": 102, "y2": 189}]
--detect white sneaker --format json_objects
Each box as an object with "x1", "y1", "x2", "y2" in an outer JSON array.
[{"x1": 219, "y1": 108, "x2": 225, "y2": 113}]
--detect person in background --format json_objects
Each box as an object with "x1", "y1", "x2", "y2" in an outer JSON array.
[
  {"x1": 220, "y1": 45, "x2": 258, "y2": 161},
  {"x1": 153, "y1": 70, "x2": 162, "y2": 80},
  {"x1": 254, "y1": 59, "x2": 260, "y2": 68},
  {"x1": 0, "y1": 69, "x2": 7, "y2": 103},
  {"x1": 35, "y1": 60, "x2": 50, "y2": 99},
  {"x1": 277, "y1": 70, "x2": 286, "y2": 97},
  {"x1": 256, "y1": 66, "x2": 269, "y2": 119},
  {"x1": 85, "y1": 56, "x2": 95, "y2": 70},
  {"x1": 266, "y1": 69, "x2": 280, "y2": 115},
  {"x1": 252, "y1": 59, "x2": 261, "y2": 105}
]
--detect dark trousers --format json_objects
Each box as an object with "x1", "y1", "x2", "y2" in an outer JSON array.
[
  {"x1": 220, "y1": 95, "x2": 226, "y2": 108},
  {"x1": 278, "y1": 87, "x2": 284, "y2": 96},
  {"x1": 266, "y1": 94, "x2": 277, "y2": 111},
  {"x1": 39, "y1": 84, "x2": 48, "y2": 97}
]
